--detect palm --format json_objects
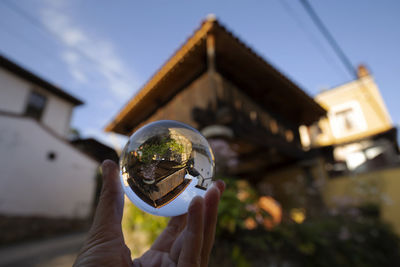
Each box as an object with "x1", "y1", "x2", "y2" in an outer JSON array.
[
  {"x1": 134, "y1": 215, "x2": 188, "y2": 266},
  {"x1": 75, "y1": 235, "x2": 132, "y2": 266},
  {"x1": 134, "y1": 208, "x2": 206, "y2": 267}
]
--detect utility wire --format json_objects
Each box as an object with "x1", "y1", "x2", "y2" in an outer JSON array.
[
  {"x1": 299, "y1": 0, "x2": 358, "y2": 79},
  {"x1": 0, "y1": 19, "x2": 55, "y2": 60},
  {"x1": 1, "y1": 0, "x2": 131, "y2": 82},
  {"x1": 299, "y1": 0, "x2": 390, "y2": 123},
  {"x1": 278, "y1": 0, "x2": 349, "y2": 80}
]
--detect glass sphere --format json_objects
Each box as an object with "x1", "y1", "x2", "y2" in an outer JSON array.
[{"x1": 120, "y1": 120, "x2": 215, "y2": 217}]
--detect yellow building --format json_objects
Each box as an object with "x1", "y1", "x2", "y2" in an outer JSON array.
[
  {"x1": 302, "y1": 65, "x2": 400, "y2": 234},
  {"x1": 305, "y1": 65, "x2": 392, "y2": 147}
]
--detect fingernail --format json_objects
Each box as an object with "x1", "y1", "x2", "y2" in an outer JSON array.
[
  {"x1": 220, "y1": 180, "x2": 226, "y2": 192},
  {"x1": 101, "y1": 160, "x2": 111, "y2": 176},
  {"x1": 213, "y1": 180, "x2": 225, "y2": 193}
]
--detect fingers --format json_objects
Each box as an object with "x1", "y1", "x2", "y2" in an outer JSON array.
[
  {"x1": 168, "y1": 226, "x2": 185, "y2": 262},
  {"x1": 213, "y1": 179, "x2": 226, "y2": 195},
  {"x1": 90, "y1": 160, "x2": 124, "y2": 235},
  {"x1": 170, "y1": 180, "x2": 225, "y2": 266},
  {"x1": 200, "y1": 181, "x2": 224, "y2": 267},
  {"x1": 151, "y1": 214, "x2": 187, "y2": 252},
  {"x1": 176, "y1": 196, "x2": 204, "y2": 267}
]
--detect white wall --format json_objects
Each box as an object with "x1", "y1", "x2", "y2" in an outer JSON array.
[
  {"x1": 0, "y1": 69, "x2": 30, "y2": 114},
  {"x1": 0, "y1": 68, "x2": 74, "y2": 137},
  {"x1": 0, "y1": 115, "x2": 98, "y2": 219},
  {"x1": 41, "y1": 94, "x2": 74, "y2": 137}
]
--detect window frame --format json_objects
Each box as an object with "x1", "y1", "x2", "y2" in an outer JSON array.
[
  {"x1": 24, "y1": 90, "x2": 47, "y2": 121},
  {"x1": 328, "y1": 101, "x2": 367, "y2": 138}
]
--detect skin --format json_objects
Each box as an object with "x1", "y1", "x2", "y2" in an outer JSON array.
[{"x1": 73, "y1": 160, "x2": 225, "y2": 267}]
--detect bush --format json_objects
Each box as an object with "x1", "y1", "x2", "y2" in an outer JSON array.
[
  {"x1": 212, "y1": 216, "x2": 400, "y2": 267},
  {"x1": 210, "y1": 177, "x2": 400, "y2": 267}
]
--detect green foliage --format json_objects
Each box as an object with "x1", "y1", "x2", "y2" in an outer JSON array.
[
  {"x1": 124, "y1": 202, "x2": 169, "y2": 243},
  {"x1": 231, "y1": 245, "x2": 251, "y2": 267},
  {"x1": 211, "y1": 177, "x2": 400, "y2": 267},
  {"x1": 225, "y1": 216, "x2": 400, "y2": 267},
  {"x1": 138, "y1": 136, "x2": 185, "y2": 164},
  {"x1": 217, "y1": 177, "x2": 259, "y2": 234}
]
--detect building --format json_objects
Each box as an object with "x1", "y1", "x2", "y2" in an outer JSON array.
[
  {"x1": 301, "y1": 65, "x2": 400, "y2": 233},
  {"x1": 106, "y1": 16, "x2": 326, "y2": 182},
  {"x1": 0, "y1": 54, "x2": 98, "y2": 220},
  {"x1": 303, "y1": 65, "x2": 398, "y2": 174}
]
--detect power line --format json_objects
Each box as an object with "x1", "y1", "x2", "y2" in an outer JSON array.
[
  {"x1": 299, "y1": 0, "x2": 390, "y2": 124},
  {"x1": 278, "y1": 0, "x2": 349, "y2": 80},
  {"x1": 299, "y1": 0, "x2": 358, "y2": 79},
  {"x1": 1, "y1": 0, "x2": 131, "y2": 82},
  {"x1": 0, "y1": 19, "x2": 56, "y2": 60}
]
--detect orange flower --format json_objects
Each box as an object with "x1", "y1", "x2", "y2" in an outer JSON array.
[
  {"x1": 258, "y1": 196, "x2": 282, "y2": 229},
  {"x1": 244, "y1": 217, "x2": 257, "y2": 230}
]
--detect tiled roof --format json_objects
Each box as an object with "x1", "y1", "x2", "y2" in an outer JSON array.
[{"x1": 105, "y1": 16, "x2": 325, "y2": 135}]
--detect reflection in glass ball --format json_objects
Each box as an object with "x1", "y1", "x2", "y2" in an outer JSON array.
[{"x1": 120, "y1": 120, "x2": 215, "y2": 217}]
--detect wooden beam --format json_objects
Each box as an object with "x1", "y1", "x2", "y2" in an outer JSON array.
[
  {"x1": 206, "y1": 33, "x2": 216, "y2": 72},
  {"x1": 206, "y1": 33, "x2": 219, "y2": 109}
]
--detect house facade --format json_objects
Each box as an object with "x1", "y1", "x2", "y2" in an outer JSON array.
[
  {"x1": 304, "y1": 66, "x2": 392, "y2": 144},
  {"x1": 0, "y1": 55, "x2": 98, "y2": 219},
  {"x1": 301, "y1": 65, "x2": 400, "y2": 234}
]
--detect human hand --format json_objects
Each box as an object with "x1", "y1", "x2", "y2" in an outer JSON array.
[{"x1": 73, "y1": 160, "x2": 225, "y2": 267}]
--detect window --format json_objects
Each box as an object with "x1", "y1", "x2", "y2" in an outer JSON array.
[
  {"x1": 25, "y1": 91, "x2": 47, "y2": 120},
  {"x1": 329, "y1": 101, "x2": 367, "y2": 138},
  {"x1": 335, "y1": 108, "x2": 355, "y2": 131}
]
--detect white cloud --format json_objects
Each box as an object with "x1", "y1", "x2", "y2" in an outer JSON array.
[
  {"x1": 39, "y1": 1, "x2": 141, "y2": 100},
  {"x1": 70, "y1": 68, "x2": 88, "y2": 83},
  {"x1": 62, "y1": 50, "x2": 79, "y2": 64},
  {"x1": 61, "y1": 51, "x2": 87, "y2": 82},
  {"x1": 99, "y1": 98, "x2": 118, "y2": 109}
]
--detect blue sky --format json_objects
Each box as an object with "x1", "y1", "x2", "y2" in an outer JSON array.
[{"x1": 1, "y1": 0, "x2": 399, "y2": 149}]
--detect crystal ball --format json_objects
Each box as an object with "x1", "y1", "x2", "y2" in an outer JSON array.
[{"x1": 120, "y1": 120, "x2": 215, "y2": 217}]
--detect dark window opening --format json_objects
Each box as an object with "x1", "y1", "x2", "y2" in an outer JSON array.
[{"x1": 25, "y1": 91, "x2": 47, "y2": 121}]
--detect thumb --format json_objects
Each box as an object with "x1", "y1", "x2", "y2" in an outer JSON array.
[{"x1": 90, "y1": 160, "x2": 124, "y2": 234}]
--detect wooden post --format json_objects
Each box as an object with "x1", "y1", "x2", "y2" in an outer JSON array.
[
  {"x1": 206, "y1": 33, "x2": 218, "y2": 109},
  {"x1": 206, "y1": 33, "x2": 216, "y2": 72}
]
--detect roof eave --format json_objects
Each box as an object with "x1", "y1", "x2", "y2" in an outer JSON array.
[
  {"x1": 105, "y1": 17, "x2": 326, "y2": 134},
  {"x1": 0, "y1": 54, "x2": 84, "y2": 106},
  {"x1": 105, "y1": 18, "x2": 216, "y2": 134}
]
